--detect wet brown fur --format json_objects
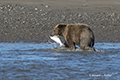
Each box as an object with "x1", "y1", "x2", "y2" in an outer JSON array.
[{"x1": 52, "y1": 24, "x2": 95, "y2": 51}]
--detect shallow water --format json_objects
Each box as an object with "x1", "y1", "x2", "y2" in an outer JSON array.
[{"x1": 0, "y1": 42, "x2": 120, "y2": 80}]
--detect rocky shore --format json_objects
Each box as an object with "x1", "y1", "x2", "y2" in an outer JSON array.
[{"x1": 0, "y1": 2, "x2": 120, "y2": 43}]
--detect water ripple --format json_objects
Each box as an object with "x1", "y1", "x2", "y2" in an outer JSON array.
[{"x1": 0, "y1": 42, "x2": 120, "y2": 79}]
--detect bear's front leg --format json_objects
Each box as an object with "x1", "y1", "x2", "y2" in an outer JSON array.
[
  {"x1": 65, "y1": 38, "x2": 76, "y2": 50},
  {"x1": 64, "y1": 41, "x2": 69, "y2": 48}
]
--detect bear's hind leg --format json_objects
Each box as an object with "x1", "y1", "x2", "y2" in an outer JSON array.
[{"x1": 79, "y1": 45, "x2": 96, "y2": 51}]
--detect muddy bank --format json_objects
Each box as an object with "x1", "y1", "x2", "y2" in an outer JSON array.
[{"x1": 0, "y1": 1, "x2": 120, "y2": 43}]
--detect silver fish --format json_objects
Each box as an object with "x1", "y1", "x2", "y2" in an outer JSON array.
[{"x1": 49, "y1": 35, "x2": 64, "y2": 47}]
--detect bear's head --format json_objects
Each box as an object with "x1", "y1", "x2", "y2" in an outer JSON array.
[{"x1": 51, "y1": 24, "x2": 66, "y2": 36}]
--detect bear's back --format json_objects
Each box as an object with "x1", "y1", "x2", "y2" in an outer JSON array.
[{"x1": 65, "y1": 24, "x2": 90, "y2": 33}]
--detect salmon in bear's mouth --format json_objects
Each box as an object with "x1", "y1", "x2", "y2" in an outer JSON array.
[{"x1": 49, "y1": 35, "x2": 64, "y2": 47}]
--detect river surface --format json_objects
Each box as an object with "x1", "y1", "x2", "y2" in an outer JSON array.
[{"x1": 0, "y1": 42, "x2": 120, "y2": 80}]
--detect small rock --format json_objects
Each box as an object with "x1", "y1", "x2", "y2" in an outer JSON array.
[
  {"x1": 5, "y1": 33, "x2": 7, "y2": 35},
  {"x1": 40, "y1": 9, "x2": 42, "y2": 11},
  {"x1": 78, "y1": 14, "x2": 81, "y2": 17},
  {"x1": 45, "y1": 5, "x2": 49, "y2": 8},
  {"x1": 21, "y1": 7, "x2": 24, "y2": 10},
  {"x1": 103, "y1": 26, "x2": 105, "y2": 28},
  {"x1": 35, "y1": 8, "x2": 38, "y2": 10},
  {"x1": 7, "y1": 5, "x2": 10, "y2": 7},
  {"x1": 0, "y1": 7, "x2": 3, "y2": 9},
  {"x1": 83, "y1": 4, "x2": 87, "y2": 7}
]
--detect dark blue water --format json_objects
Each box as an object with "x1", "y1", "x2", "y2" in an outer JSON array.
[{"x1": 0, "y1": 43, "x2": 120, "y2": 80}]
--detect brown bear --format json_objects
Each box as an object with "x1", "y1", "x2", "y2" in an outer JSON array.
[{"x1": 51, "y1": 24, "x2": 96, "y2": 51}]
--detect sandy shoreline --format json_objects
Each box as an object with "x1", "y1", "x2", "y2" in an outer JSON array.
[{"x1": 0, "y1": 0, "x2": 120, "y2": 43}]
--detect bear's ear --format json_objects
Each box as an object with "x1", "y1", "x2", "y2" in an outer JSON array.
[{"x1": 57, "y1": 24, "x2": 66, "y2": 28}]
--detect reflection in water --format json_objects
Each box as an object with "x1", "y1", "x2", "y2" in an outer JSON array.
[{"x1": 0, "y1": 43, "x2": 120, "y2": 80}]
